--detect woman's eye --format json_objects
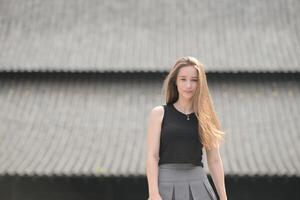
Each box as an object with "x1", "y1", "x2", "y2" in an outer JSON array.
[{"x1": 180, "y1": 79, "x2": 197, "y2": 81}]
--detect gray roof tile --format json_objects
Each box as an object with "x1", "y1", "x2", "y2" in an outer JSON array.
[
  {"x1": 0, "y1": 0, "x2": 299, "y2": 72},
  {"x1": 0, "y1": 73, "x2": 299, "y2": 177}
]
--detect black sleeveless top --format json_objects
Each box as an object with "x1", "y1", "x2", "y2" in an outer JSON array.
[{"x1": 158, "y1": 103, "x2": 204, "y2": 167}]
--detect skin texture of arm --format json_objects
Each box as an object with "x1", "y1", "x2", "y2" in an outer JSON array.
[
  {"x1": 146, "y1": 106, "x2": 164, "y2": 199},
  {"x1": 206, "y1": 142, "x2": 228, "y2": 200}
]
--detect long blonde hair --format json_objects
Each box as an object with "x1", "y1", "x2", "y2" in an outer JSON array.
[{"x1": 162, "y1": 56, "x2": 225, "y2": 150}]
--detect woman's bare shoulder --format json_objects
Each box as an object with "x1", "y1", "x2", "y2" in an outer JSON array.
[
  {"x1": 150, "y1": 105, "x2": 164, "y2": 114},
  {"x1": 150, "y1": 105, "x2": 164, "y2": 113},
  {"x1": 148, "y1": 105, "x2": 164, "y2": 123}
]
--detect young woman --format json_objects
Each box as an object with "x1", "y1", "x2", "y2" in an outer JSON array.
[{"x1": 146, "y1": 56, "x2": 227, "y2": 200}]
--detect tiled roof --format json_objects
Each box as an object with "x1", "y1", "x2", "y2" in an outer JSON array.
[
  {"x1": 0, "y1": 73, "x2": 299, "y2": 177},
  {"x1": 0, "y1": 0, "x2": 299, "y2": 72}
]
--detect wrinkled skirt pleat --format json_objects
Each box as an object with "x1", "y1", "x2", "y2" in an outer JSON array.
[{"x1": 158, "y1": 163, "x2": 218, "y2": 200}]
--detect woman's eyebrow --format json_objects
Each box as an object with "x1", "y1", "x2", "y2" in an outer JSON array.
[{"x1": 178, "y1": 76, "x2": 198, "y2": 78}]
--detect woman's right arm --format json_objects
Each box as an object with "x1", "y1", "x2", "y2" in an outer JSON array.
[{"x1": 146, "y1": 106, "x2": 164, "y2": 200}]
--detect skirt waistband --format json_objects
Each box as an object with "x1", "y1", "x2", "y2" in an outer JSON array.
[
  {"x1": 159, "y1": 163, "x2": 200, "y2": 170},
  {"x1": 158, "y1": 163, "x2": 207, "y2": 182}
]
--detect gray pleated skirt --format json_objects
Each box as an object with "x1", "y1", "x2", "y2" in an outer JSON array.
[{"x1": 158, "y1": 163, "x2": 218, "y2": 200}]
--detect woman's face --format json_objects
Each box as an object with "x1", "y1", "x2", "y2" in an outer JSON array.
[{"x1": 175, "y1": 65, "x2": 198, "y2": 100}]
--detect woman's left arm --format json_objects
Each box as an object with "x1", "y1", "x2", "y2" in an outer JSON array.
[{"x1": 206, "y1": 144, "x2": 228, "y2": 200}]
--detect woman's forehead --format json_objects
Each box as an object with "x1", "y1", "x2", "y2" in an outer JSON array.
[{"x1": 177, "y1": 66, "x2": 198, "y2": 77}]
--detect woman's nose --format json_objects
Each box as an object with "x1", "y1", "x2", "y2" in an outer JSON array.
[{"x1": 186, "y1": 80, "x2": 192, "y2": 87}]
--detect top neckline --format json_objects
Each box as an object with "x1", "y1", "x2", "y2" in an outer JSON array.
[{"x1": 171, "y1": 103, "x2": 195, "y2": 116}]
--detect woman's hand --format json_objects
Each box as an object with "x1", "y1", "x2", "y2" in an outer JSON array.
[{"x1": 148, "y1": 193, "x2": 163, "y2": 200}]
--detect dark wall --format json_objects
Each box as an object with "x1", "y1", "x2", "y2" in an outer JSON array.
[
  {"x1": 0, "y1": 176, "x2": 147, "y2": 200},
  {"x1": 1, "y1": 175, "x2": 299, "y2": 200},
  {"x1": 224, "y1": 176, "x2": 300, "y2": 200}
]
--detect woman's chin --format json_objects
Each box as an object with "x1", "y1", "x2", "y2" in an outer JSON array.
[{"x1": 182, "y1": 94, "x2": 194, "y2": 100}]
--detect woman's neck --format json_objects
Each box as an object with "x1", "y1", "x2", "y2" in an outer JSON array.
[{"x1": 174, "y1": 100, "x2": 193, "y2": 113}]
